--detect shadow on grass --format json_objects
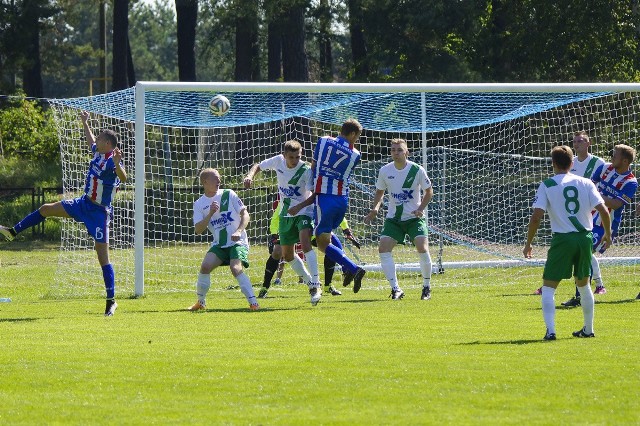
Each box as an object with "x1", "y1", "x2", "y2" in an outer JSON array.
[
  {"x1": 0, "y1": 317, "x2": 51, "y2": 323},
  {"x1": 594, "y1": 298, "x2": 639, "y2": 305},
  {"x1": 459, "y1": 338, "x2": 549, "y2": 346}
]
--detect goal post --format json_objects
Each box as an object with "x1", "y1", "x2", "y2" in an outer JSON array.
[{"x1": 49, "y1": 82, "x2": 640, "y2": 298}]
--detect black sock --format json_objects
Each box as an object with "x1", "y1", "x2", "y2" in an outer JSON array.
[
  {"x1": 263, "y1": 256, "x2": 279, "y2": 288},
  {"x1": 324, "y1": 256, "x2": 336, "y2": 287}
]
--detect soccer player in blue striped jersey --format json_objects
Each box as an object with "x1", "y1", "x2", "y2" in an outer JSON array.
[
  {"x1": 0, "y1": 111, "x2": 126, "y2": 316},
  {"x1": 289, "y1": 119, "x2": 367, "y2": 293},
  {"x1": 560, "y1": 143, "x2": 638, "y2": 307}
]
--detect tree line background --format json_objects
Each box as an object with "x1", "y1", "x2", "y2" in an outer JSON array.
[{"x1": 1, "y1": 0, "x2": 640, "y2": 99}]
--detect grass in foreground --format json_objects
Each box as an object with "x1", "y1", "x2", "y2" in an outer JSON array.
[{"x1": 1, "y1": 246, "x2": 639, "y2": 425}]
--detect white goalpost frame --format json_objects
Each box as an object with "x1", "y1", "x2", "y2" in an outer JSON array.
[{"x1": 132, "y1": 81, "x2": 640, "y2": 297}]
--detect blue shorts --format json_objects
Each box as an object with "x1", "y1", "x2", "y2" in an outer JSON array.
[
  {"x1": 315, "y1": 194, "x2": 347, "y2": 235},
  {"x1": 61, "y1": 195, "x2": 112, "y2": 243},
  {"x1": 592, "y1": 224, "x2": 617, "y2": 254}
]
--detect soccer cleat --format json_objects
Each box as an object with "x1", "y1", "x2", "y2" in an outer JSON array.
[
  {"x1": 187, "y1": 301, "x2": 206, "y2": 311},
  {"x1": 327, "y1": 286, "x2": 342, "y2": 296},
  {"x1": 543, "y1": 330, "x2": 557, "y2": 341},
  {"x1": 258, "y1": 287, "x2": 268, "y2": 299},
  {"x1": 594, "y1": 285, "x2": 607, "y2": 295},
  {"x1": 390, "y1": 288, "x2": 405, "y2": 300},
  {"x1": 273, "y1": 278, "x2": 282, "y2": 286},
  {"x1": 0, "y1": 225, "x2": 15, "y2": 242},
  {"x1": 572, "y1": 327, "x2": 595, "y2": 338},
  {"x1": 352, "y1": 268, "x2": 366, "y2": 294},
  {"x1": 561, "y1": 296, "x2": 581, "y2": 307},
  {"x1": 104, "y1": 300, "x2": 117, "y2": 316},
  {"x1": 636, "y1": 292, "x2": 640, "y2": 300},
  {"x1": 533, "y1": 287, "x2": 542, "y2": 295},
  {"x1": 342, "y1": 270, "x2": 354, "y2": 287},
  {"x1": 309, "y1": 286, "x2": 322, "y2": 306},
  {"x1": 298, "y1": 276, "x2": 304, "y2": 284},
  {"x1": 421, "y1": 286, "x2": 431, "y2": 300},
  {"x1": 249, "y1": 303, "x2": 260, "y2": 311}
]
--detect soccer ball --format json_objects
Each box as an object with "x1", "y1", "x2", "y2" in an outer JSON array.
[{"x1": 209, "y1": 94, "x2": 230, "y2": 116}]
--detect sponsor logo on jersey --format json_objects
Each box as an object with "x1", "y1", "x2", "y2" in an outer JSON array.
[
  {"x1": 277, "y1": 169, "x2": 285, "y2": 174},
  {"x1": 279, "y1": 185, "x2": 302, "y2": 197},
  {"x1": 211, "y1": 212, "x2": 233, "y2": 227},
  {"x1": 391, "y1": 190, "x2": 414, "y2": 202},
  {"x1": 387, "y1": 175, "x2": 395, "y2": 179}
]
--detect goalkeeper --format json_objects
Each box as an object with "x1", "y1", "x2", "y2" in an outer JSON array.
[
  {"x1": 0, "y1": 111, "x2": 125, "y2": 316},
  {"x1": 258, "y1": 198, "x2": 361, "y2": 298}
]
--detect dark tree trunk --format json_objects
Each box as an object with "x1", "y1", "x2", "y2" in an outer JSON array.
[
  {"x1": 317, "y1": 0, "x2": 332, "y2": 82},
  {"x1": 235, "y1": 0, "x2": 260, "y2": 81},
  {"x1": 127, "y1": 35, "x2": 136, "y2": 85},
  {"x1": 282, "y1": 5, "x2": 308, "y2": 82},
  {"x1": 112, "y1": 0, "x2": 130, "y2": 90},
  {"x1": 176, "y1": 0, "x2": 197, "y2": 81},
  {"x1": 21, "y1": 0, "x2": 43, "y2": 97},
  {"x1": 267, "y1": 21, "x2": 282, "y2": 81},
  {"x1": 347, "y1": 0, "x2": 368, "y2": 81}
]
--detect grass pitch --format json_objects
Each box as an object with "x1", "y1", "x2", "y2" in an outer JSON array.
[{"x1": 1, "y1": 244, "x2": 639, "y2": 425}]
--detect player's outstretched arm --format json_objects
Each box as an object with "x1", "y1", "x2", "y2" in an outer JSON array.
[
  {"x1": 243, "y1": 164, "x2": 261, "y2": 189},
  {"x1": 81, "y1": 110, "x2": 96, "y2": 150},
  {"x1": 113, "y1": 148, "x2": 127, "y2": 183}
]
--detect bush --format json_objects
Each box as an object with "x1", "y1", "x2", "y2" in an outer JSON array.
[{"x1": 0, "y1": 96, "x2": 60, "y2": 164}]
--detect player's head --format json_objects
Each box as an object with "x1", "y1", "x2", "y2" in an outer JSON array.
[
  {"x1": 572, "y1": 131, "x2": 591, "y2": 156},
  {"x1": 283, "y1": 140, "x2": 303, "y2": 168},
  {"x1": 390, "y1": 138, "x2": 409, "y2": 162},
  {"x1": 611, "y1": 144, "x2": 636, "y2": 170},
  {"x1": 200, "y1": 168, "x2": 221, "y2": 190},
  {"x1": 551, "y1": 145, "x2": 573, "y2": 172},
  {"x1": 96, "y1": 129, "x2": 119, "y2": 153},
  {"x1": 340, "y1": 119, "x2": 363, "y2": 145}
]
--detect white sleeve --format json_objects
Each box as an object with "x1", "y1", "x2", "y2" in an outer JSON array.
[
  {"x1": 193, "y1": 201, "x2": 204, "y2": 225},
  {"x1": 531, "y1": 183, "x2": 547, "y2": 211},
  {"x1": 229, "y1": 190, "x2": 246, "y2": 214},
  {"x1": 418, "y1": 167, "x2": 432, "y2": 190},
  {"x1": 304, "y1": 167, "x2": 314, "y2": 192},
  {"x1": 259, "y1": 155, "x2": 279, "y2": 171},
  {"x1": 375, "y1": 168, "x2": 386, "y2": 191}
]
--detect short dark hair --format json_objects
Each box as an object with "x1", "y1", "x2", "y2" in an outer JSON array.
[
  {"x1": 551, "y1": 145, "x2": 573, "y2": 170},
  {"x1": 101, "y1": 129, "x2": 119, "y2": 148},
  {"x1": 340, "y1": 118, "x2": 362, "y2": 136}
]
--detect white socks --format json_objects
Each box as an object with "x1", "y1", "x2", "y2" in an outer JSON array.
[
  {"x1": 304, "y1": 249, "x2": 320, "y2": 284},
  {"x1": 418, "y1": 251, "x2": 432, "y2": 288},
  {"x1": 380, "y1": 252, "x2": 398, "y2": 289},
  {"x1": 577, "y1": 285, "x2": 595, "y2": 334},
  {"x1": 236, "y1": 272, "x2": 257, "y2": 304},
  {"x1": 541, "y1": 286, "x2": 556, "y2": 334},
  {"x1": 591, "y1": 254, "x2": 603, "y2": 286},
  {"x1": 196, "y1": 273, "x2": 211, "y2": 304},
  {"x1": 288, "y1": 254, "x2": 312, "y2": 285}
]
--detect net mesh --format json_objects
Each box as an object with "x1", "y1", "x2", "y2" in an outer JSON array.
[{"x1": 48, "y1": 86, "x2": 640, "y2": 297}]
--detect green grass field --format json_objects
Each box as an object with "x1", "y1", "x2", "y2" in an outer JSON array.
[{"x1": 1, "y1": 243, "x2": 639, "y2": 425}]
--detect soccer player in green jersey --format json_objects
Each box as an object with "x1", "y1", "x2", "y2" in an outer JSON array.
[{"x1": 524, "y1": 146, "x2": 611, "y2": 340}]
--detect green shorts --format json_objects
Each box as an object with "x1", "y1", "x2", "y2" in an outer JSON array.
[
  {"x1": 381, "y1": 217, "x2": 428, "y2": 244},
  {"x1": 543, "y1": 231, "x2": 592, "y2": 281},
  {"x1": 279, "y1": 215, "x2": 313, "y2": 246},
  {"x1": 207, "y1": 244, "x2": 250, "y2": 268}
]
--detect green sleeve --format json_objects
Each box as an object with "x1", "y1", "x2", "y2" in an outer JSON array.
[{"x1": 269, "y1": 202, "x2": 281, "y2": 234}]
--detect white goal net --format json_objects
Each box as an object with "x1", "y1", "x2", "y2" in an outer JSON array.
[{"x1": 49, "y1": 83, "x2": 640, "y2": 297}]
